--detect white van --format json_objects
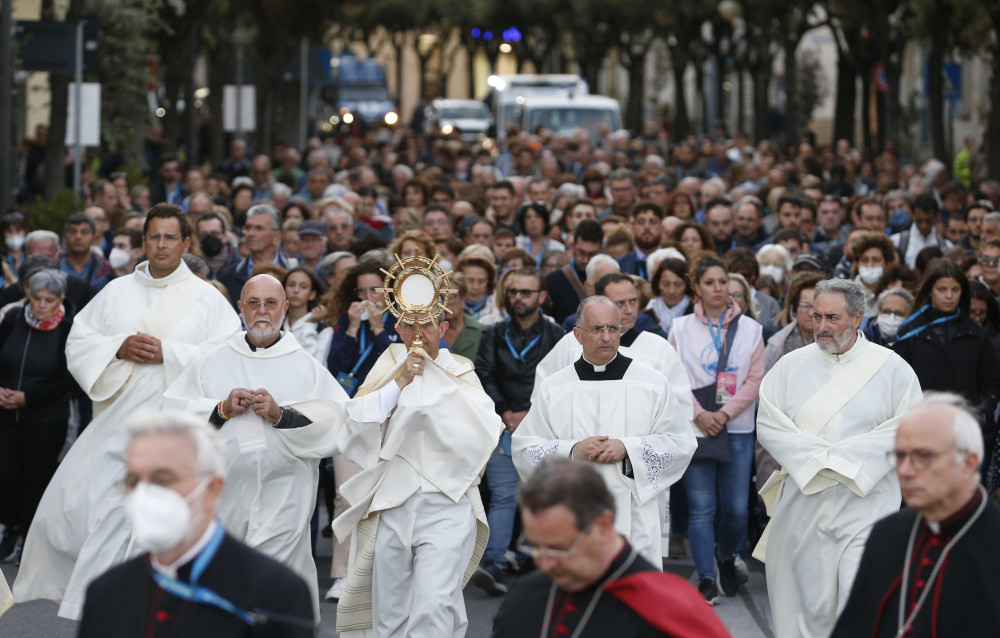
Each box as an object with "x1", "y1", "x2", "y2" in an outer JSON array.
[
  {"x1": 518, "y1": 95, "x2": 623, "y2": 139},
  {"x1": 488, "y1": 74, "x2": 588, "y2": 139}
]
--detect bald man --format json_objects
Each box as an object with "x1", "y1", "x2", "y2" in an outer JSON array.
[{"x1": 164, "y1": 274, "x2": 348, "y2": 616}]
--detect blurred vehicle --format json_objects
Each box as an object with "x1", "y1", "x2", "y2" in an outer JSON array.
[
  {"x1": 323, "y1": 51, "x2": 398, "y2": 127},
  {"x1": 487, "y1": 74, "x2": 588, "y2": 140},
  {"x1": 425, "y1": 99, "x2": 493, "y2": 142},
  {"x1": 519, "y1": 95, "x2": 622, "y2": 140}
]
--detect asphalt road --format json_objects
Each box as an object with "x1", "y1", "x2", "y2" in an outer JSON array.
[{"x1": 0, "y1": 540, "x2": 773, "y2": 637}]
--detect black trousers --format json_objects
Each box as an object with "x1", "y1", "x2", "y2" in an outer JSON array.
[{"x1": 0, "y1": 417, "x2": 68, "y2": 532}]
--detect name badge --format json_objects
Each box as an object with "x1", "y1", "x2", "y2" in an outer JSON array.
[
  {"x1": 716, "y1": 371, "x2": 737, "y2": 405},
  {"x1": 336, "y1": 371, "x2": 359, "y2": 395}
]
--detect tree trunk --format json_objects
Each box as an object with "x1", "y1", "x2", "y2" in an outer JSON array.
[
  {"x1": 926, "y1": 3, "x2": 949, "y2": 166},
  {"x1": 624, "y1": 50, "x2": 646, "y2": 132},
  {"x1": 162, "y1": 63, "x2": 183, "y2": 153},
  {"x1": 862, "y1": 64, "x2": 873, "y2": 152},
  {"x1": 670, "y1": 51, "x2": 690, "y2": 139},
  {"x1": 753, "y1": 72, "x2": 769, "y2": 143},
  {"x1": 782, "y1": 34, "x2": 799, "y2": 146},
  {"x1": 42, "y1": 0, "x2": 84, "y2": 199},
  {"x1": 207, "y1": 42, "x2": 227, "y2": 168},
  {"x1": 736, "y1": 67, "x2": 745, "y2": 135},
  {"x1": 695, "y1": 61, "x2": 707, "y2": 134},
  {"x1": 885, "y1": 51, "x2": 903, "y2": 148},
  {"x1": 832, "y1": 50, "x2": 856, "y2": 145}
]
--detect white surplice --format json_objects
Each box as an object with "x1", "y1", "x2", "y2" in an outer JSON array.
[
  {"x1": 756, "y1": 335, "x2": 921, "y2": 638},
  {"x1": 513, "y1": 355, "x2": 697, "y2": 566},
  {"x1": 0, "y1": 570, "x2": 11, "y2": 618},
  {"x1": 13, "y1": 261, "x2": 240, "y2": 620},
  {"x1": 531, "y1": 330, "x2": 694, "y2": 420},
  {"x1": 332, "y1": 344, "x2": 503, "y2": 636},
  {"x1": 162, "y1": 331, "x2": 347, "y2": 615}
]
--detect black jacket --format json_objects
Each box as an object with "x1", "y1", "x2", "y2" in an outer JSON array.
[
  {"x1": 892, "y1": 309, "x2": 999, "y2": 443},
  {"x1": 475, "y1": 314, "x2": 565, "y2": 415},
  {"x1": 78, "y1": 530, "x2": 313, "y2": 638},
  {"x1": 0, "y1": 303, "x2": 75, "y2": 427}
]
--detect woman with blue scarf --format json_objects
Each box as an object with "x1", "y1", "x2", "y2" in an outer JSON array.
[{"x1": 893, "y1": 260, "x2": 999, "y2": 480}]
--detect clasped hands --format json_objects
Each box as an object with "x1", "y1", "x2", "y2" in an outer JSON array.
[
  {"x1": 223, "y1": 387, "x2": 281, "y2": 424},
  {"x1": 0, "y1": 388, "x2": 26, "y2": 409},
  {"x1": 117, "y1": 332, "x2": 163, "y2": 364},
  {"x1": 573, "y1": 435, "x2": 627, "y2": 464},
  {"x1": 695, "y1": 410, "x2": 729, "y2": 437}
]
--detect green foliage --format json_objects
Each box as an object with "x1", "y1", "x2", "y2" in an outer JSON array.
[
  {"x1": 795, "y1": 49, "x2": 828, "y2": 122},
  {"x1": 24, "y1": 190, "x2": 84, "y2": 233},
  {"x1": 94, "y1": 0, "x2": 158, "y2": 168}
]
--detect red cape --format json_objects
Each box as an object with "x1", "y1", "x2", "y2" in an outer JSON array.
[{"x1": 604, "y1": 571, "x2": 732, "y2": 638}]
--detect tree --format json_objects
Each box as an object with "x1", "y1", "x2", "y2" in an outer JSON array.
[
  {"x1": 654, "y1": 0, "x2": 716, "y2": 139},
  {"x1": 985, "y1": 2, "x2": 1000, "y2": 177},
  {"x1": 40, "y1": 0, "x2": 85, "y2": 200}
]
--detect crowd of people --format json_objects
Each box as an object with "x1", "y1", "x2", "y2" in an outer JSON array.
[{"x1": 2, "y1": 118, "x2": 1000, "y2": 636}]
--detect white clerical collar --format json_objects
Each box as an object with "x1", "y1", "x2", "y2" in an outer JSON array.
[
  {"x1": 582, "y1": 353, "x2": 617, "y2": 372},
  {"x1": 150, "y1": 519, "x2": 219, "y2": 580},
  {"x1": 926, "y1": 520, "x2": 941, "y2": 534}
]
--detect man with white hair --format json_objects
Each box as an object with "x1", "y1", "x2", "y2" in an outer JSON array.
[
  {"x1": 756, "y1": 278, "x2": 922, "y2": 638},
  {"x1": 217, "y1": 204, "x2": 297, "y2": 308},
  {"x1": 831, "y1": 392, "x2": 1000, "y2": 637},
  {"x1": 14, "y1": 204, "x2": 240, "y2": 620},
  {"x1": 163, "y1": 274, "x2": 347, "y2": 614},
  {"x1": 76, "y1": 411, "x2": 313, "y2": 637}
]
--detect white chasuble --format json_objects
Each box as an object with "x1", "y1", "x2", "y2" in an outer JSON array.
[
  {"x1": 756, "y1": 336, "x2": 921, "y2": 638},
  {"x1": 163, "y1": 331, "x2": 347, "y2": 615},
  {"x1": 332, "y1": 344, "x2": 504, "y2": 634},
  {"x1": 13, "y1": 261, "x2": 240, "y2": 620},
  {"x1": 513, "y1": 355, "x2": 697, "y2": 566},
  {"x1": 532, "y1": 330, "x2": 694, "y2": 420}
]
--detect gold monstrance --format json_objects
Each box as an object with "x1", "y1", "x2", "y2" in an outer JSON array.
[{"x1": 378, "y1": 254, "x2": 457, "y2": 351}]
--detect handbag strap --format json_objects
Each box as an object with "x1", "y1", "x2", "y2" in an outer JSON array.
[{"x1": 714, "y1": 315, "x2": 740, "y2": 380}]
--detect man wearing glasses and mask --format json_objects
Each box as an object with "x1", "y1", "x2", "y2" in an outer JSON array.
[
  {"x1": 492, "y1": 459, "x2": 728, "y2": 638},
  {"x1": 14, "y1": 204, "x2": 239, "y2": 620},
  {"x1": 513, "y1": 296, "x2": 697, "y2": 567},
  {"x1": 832, "y1": 393, "x2": 1000, "y2": 637}
]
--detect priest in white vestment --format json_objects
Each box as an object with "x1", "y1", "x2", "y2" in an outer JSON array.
[
  {"x1": 332, "y1": 311, "x2": 503, "y2": 638},
  {"x1": 532, "y1": 273, "x2": 693, "y2": 417},
  {"x1": 513, "y1": 296, "x2": 697, "y2": 566},
  {"x1": 756, "y1": 278, "x2": 921, "y2": 638},
  {"x1": 13, "y1": 206, "x2": 240, "y2": 620},
  {"x1": 162, "y1": 274, "x2": 348, "y2": 616}
]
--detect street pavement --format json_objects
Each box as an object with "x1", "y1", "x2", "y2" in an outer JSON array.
[{"x1": 0, "y1": 539, "x2": 773, "y2": 637}]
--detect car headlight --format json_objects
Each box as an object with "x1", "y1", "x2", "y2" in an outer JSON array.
[{"x1": 384, "y1": 111, "x2": 399, "y2": 126}]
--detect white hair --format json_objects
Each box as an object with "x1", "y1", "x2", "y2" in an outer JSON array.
[
  {"x1": 271, "y1": 182, "x2": 292, "y2": 199},
  {"x1": 25, "y1": 229, "x2": 60, "y2": 251},
  {"x1": 585, "y1": 254, "x2": 620, "y2": 284},
  {"x1": 756, "y1": 243, "x2": 792, "y2": 273},
  {"x1": 908, "y1": 392, "x2": 985, "y2": 468},
  {"x1": 392, "y1": 164, "x2": 414, "y2": 180},
  {"x1": 646, "y1": 247, "x2": 687, "y2": 277},
  {"x1": 126, "y1": 410, "x2": 226, "y2": 478}
]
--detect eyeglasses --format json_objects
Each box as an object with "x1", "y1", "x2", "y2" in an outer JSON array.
[
  {"x1": 879, "y1": 309, "x2": 908, "y2": 318},
  {"x1": 507, "y1": 288, "x2": 540, "y2": 298},
  {"x1": 517, "y1": 527, "x2": 590, "y2": 561},
  {"x1": 979, "y1": 255, "x2": 1000, "y2": 266},
  {"x1": 578, "y1": 324, "x2": 622, "y2": 335},
  {"x1": 145, "y1": 233, "x2": 181, "y2": 245},
  {"x1": 242, "y1": 299, "x2": 282, "y2": 312},
  {"x1": 887, "y1": 448, "x2": 965, "y2": 471},
  {"x1": 798, "y1": 302, "x2": 813, "y2": 310},
  {"x1": 970, "y1": 308, "x2": 988, "y2": 320}
]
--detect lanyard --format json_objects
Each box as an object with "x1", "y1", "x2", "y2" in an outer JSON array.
[
  {"x1": 894, "y1": 304, "x2": 960, "y2": 344},
  {"x1": 504, "y1": 314, "x2": 543, "y2": 362},
  {"x1": 149, "y1": 524, "x2": 260, "y2": 627},
  {"x1": 350, "y1": 321, "x2": 376, "y2": 376},
  {"x1": 706, "y1": 309, "x2": 728, "y2": 356},
  {"x1": 636, "y1": 255, "x2": 647, "y2": 280}
]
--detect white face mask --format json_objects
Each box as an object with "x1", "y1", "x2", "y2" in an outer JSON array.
[
  {"x1": 877, "y1": 312, "x2": 905, "y2": 338},
  {"x1": 760, "y1": 265, "x2": 784, "y2": 284},
  {"x1": 109, "y1": 247, "x2": 132, "y2": 270},
  {"x1": 125, "y1": 479, "x2": 209, "y2": 554},
  {"x1": 858, "y1": 265, "x2": 884, "y2": 285},
  {"x1": 5, "y1": 235, "x2": 25, "y2": 252}
]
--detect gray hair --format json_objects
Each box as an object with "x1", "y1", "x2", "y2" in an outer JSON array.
[
  {"x1": 25, "y1": 229, "x2": 60, "y2": 252},
  {"x1": 271, "y1": 182, "x2": 292, "y2": 200},
  {"x1": 27, "y1": 268, "x2": 66, "y2": 297},
  {"x1": 319, "y1": 251, "x2": 356, "y2": 281},
  {"x1": 126, "y1": 410, "x2": 226, "y2": 478},
  {"x1": 181, "y1": 253, "x2": 210, "y2": 277},
  {"x1": 907, "y1": 392, "x2": 984, "y2": 468},
  {"x1": 585, "y1": 254, "x2": 620, "y2": 284},
  {"x1": 876, "y1": 287, "x2": 914, "y2": 312},
  {"x1": 756, "y1": 243, "x2": 793, "y2": 273},
  {"x1": 574, "y1": 294, "x2": 619, "y2": 329},
  {"x1": 814, "y1": 278, "x2": 866, "y2": 317},
  {"x1": 247, "y1": 204, "x2": 281, "y2": 230},
  {"x1": 983, "y1": 212, "x2": 1000, "y2": 226}
]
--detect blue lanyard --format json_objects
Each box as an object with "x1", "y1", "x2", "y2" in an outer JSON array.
[
  {"x1": 894, "y1": 304, "x2": 960, "y2": 344},
  {"x1": 350, "y1": 320, "x2": 376, "y2": 375},
  {"x1": 504, "y1": 314, "x2": 543, "y2": 362},
  {"x1": 150, "y1": 523, "x2": 260, "y2": 627},
  {"x1": 706, "y1": 309, "x2": 728, "y2": 356}
]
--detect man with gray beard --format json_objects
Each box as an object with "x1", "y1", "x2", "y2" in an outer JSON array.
[
  {"x1": 164, "y1": 274, "x2": 348, "y2": 617},
  {"x1": 755, "y1": 278, "x2": 922, "y2": 638}
]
